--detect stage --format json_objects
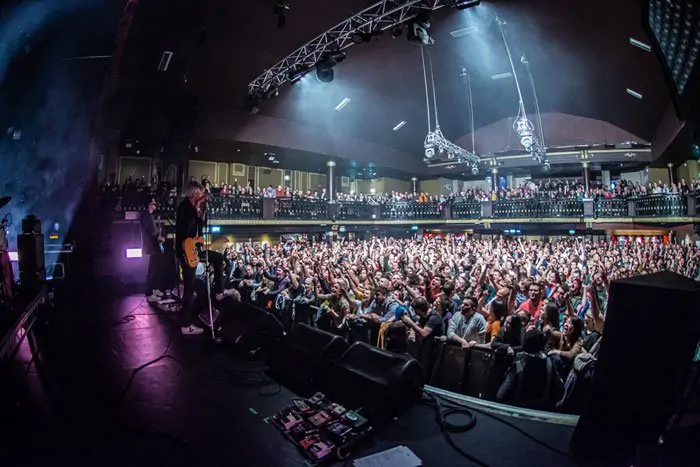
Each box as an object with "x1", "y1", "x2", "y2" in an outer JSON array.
[{"x1": 1, "y1": 291, "x2": 697, "y2": 467}]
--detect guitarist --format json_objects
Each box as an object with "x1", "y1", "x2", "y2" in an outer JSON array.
[
  {"x1": 141, "y1": 196, "x2": 165, "y2": 302},
  {"x1": 175, "y1": 181, "x2": 207, "y2": 335}
]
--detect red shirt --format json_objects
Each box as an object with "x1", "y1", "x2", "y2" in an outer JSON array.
[{"x1": 518, "y1": 299, "x2": 543, "y2": 320}]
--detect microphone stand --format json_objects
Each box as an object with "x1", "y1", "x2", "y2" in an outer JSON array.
[
  {"x1": 157, "y1": 212, "x2": 181, "y2": 302},
  {"x1": 202, "y1": 199, "x2": 221, "y2": 344}
]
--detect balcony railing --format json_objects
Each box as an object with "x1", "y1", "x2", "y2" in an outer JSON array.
[
  {"x1": 109, "y1": 193, "x2": 699, "y2": 222},
  {"x1": 380, "y1": 202, "x2": 442, "y2": 220},
  {"x1": 634, "y1": 194, "x2": 687, "y2": 218},
  {"x1": 451, "y1": 202, "x2": 481, "y2": 220},
  {"x1": 594, "y1": 198, "x2": 628, "y2": 218}
]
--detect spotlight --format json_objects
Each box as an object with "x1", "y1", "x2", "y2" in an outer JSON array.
[
  {"x1": 408, "y1": 12, "x2": 434, "y2": 45},
  {"x1": 471, "y1": 166, "x2": 479, "y2": 175},
  {"x1": 351, "y1": 32, "x2": 369, "y2": 44},
  {"x1": 315, "y1": 51, "x2": 346, "y2": 83},
  {"x1": 543, "y1": 160, "x2": 551, "y2": 171},
  {"x1": 287, "y1": 66, "x2": 310, "y2": 83},
  {"x1": 452, "y1": 0, "x2": 481, "y2": 11},
  {"x1": 245, "y1": 92, "x2": 262, "y2": 114}
]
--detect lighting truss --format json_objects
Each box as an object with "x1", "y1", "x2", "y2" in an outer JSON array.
[
  {"x1": 424, "y1": 127, "x2": 480, "y2": 169},
  {"x1": 248, "y1": 0, "x2": 452, "y2": 94}
]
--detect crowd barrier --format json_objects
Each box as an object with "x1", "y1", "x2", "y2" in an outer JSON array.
[{"x1": 106, "y1": 192, "x2": 699, "y2": 221}]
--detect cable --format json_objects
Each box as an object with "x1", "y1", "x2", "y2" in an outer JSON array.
[
  {"x1": 420, "y1": 46, "x2": 431, "y2": 132},
  {"x1": 116, "y1": 333, "x2": 179, "y2": 401},
  {"x1": 423, "y1": 391, "x2": 490, "y2": 467},
  {"x1": 428, "y1": 392, "x2": 574, "y2": 461},
  {"x1": 110, "y1": 296, "x2": 147, "y2": 326}
]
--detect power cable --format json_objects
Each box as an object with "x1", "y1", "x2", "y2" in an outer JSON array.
[
  {"x1": 423, "y1": 391, "x2": 490, "y2": 467},
  {"x1": 428, "y1": 392, "x2": 574, "y2": 460}
]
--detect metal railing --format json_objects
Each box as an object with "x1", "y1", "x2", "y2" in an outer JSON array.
[
  {"x1": 594, "y1": 198, "x2": 628, "y2": 218},
  {"x1": 380, "y1": 202, "x2": 442, "y2": 220},
  {"x1": 493, "y1": 199, "x2": 540, "y2": 219},
  {"x1": 451, "y1": 202, "x2": 481, "y2": 220},
  {"x1": 634, "y1": 194, "x2": 687, "y2": 218},
  {"x1": 275, "y1": 198, "x2": 326, "y2": 219},
  {"x1": 209, "y1": 195, "x2": 262, "y2": 219},
  {"x1": 108, "y1": 193, "x2": 699, "y2": 222},
  {"x1": 337, "y1": 201, "x2": 374, "y2": 220}
]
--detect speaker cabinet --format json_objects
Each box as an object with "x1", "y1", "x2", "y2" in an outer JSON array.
[
  {"x1": 267, "y1": 324, "x2": 348, "y2": 396},
  {"x1": 218, "y1": 302, "x2": 283, "y2": 352},
  {"x1": 319, "y1": 342, "x2": 424, "y2": 426},
  {"x1": 572, "y1": 272, "x2": 700, "y2": 462},
  {"x1": 17, "y1": 233, "x2": 45, "y2": 289}
]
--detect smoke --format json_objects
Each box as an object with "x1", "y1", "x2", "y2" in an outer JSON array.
[{"x1": 0, "y1": 0, "x2": 106, "y2": 263}]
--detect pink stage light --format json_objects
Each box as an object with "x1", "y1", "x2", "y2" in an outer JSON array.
[
  {"x1": 8, "y1": 251, "x2": 18, "y2": 261},
  {"x1": 125, "y1": 248, "x2": 142, "y2": 258}
]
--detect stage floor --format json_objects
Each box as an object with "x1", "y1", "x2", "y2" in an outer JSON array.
[{"x1": 0, "y1": 291, "x2": 694, "y2": 467}]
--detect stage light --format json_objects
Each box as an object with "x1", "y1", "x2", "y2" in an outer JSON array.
[
  {"x1": 125, "y1": 248, "x2": 142, "y2": 258},
  {"x1": 452, "y1": 0, "x2": 481, "y2": 10},
  {"x1": 471, "y1": 166, "x2": 479, "y2": 175},
  {"x1": 8, "y1": 251, "x2": 18, "y2": 261},
  {"x1": 408, "y1": 12, "x2": 434, "y2": 45},
  {"x1": 316, "y1": 51, "x2": 346, "y2": 83},
  {"x1": 245, "y1": 92, "x2": 262, "y2": 114},
  {"x1": 211, "y1": 225, "x2": 221, "y2": 233},
  {"x1": 543, "y1": 160, "x2": 551, "y2": 171}
]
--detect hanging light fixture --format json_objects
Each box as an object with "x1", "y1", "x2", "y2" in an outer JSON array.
[
  {"x1": 497, "y1": 16, "x2": 548, "y2": 168},
  {"x1": 419, "y1": 47, "x2": 480, "y2": 171}
]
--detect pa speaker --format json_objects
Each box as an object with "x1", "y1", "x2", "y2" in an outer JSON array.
[
  {"x1": 572, "y1": 272, "x2": 700, "y2": 462},
  {"x1": 319, "y1": 342, "x2": 424, "y2": 426},
  {"x1": 266, "y1": 324, "x2": 349, "y2": 396},
  {"x1": 17, "y1": 233, "x2": 45, "y2": 289},
  {"x1": 217, "y1": 302, "x2": 283, "y2": 352}
]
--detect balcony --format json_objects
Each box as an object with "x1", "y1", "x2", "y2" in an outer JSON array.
[{"x1": 110, "y1": 193, "x2": 700, "y2": 224}]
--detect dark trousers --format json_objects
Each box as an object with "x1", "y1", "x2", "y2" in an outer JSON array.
[
  {"x1": 145, "y1": 253, "x2": 159, "y2": 296},
  {"x1": 180, "y1": 261, "x2": 197, "y2": 327}
]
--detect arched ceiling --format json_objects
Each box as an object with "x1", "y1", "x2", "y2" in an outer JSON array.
[{"x1": 115, "y1": 0, "x2": 671, "y2": 171}]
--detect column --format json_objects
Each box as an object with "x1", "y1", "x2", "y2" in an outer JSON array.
[
  {"x1": 411, "y1": 177, "x2": 418, "y2": 193},
  {"x1": 327, "y1": 161, "x2": 336, "y2": 202},
  {"x1": 582, "y1": 162, "x2": 590, "y2": 193},
  {"x1": 491, "y1": 168, "x2": 498, "y2": 192},
  {"x1": 667, "y1": 162, "x2": 674, "y2": 185}
]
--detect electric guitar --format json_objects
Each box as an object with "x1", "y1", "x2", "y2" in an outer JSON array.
[{"x1": 182, "y1": 236, "x2": 205, "y2": 268}]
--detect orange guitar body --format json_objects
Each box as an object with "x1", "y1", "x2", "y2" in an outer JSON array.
[{"x1": 182, "y1": 236, "x2": 204, "y2": 268}]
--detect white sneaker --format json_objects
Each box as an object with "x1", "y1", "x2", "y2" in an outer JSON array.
[
  {"x1": 181, "y1": 325, "x2": 204, "y2": 335},
  {"x1": 153, "y1": 289, "x2": 164, "y2": 297},
  {"x1": 146, "y1": 294, "x2": 160, "y2": 303}
]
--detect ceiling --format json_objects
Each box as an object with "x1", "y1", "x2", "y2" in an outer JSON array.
[{"x1": 113, "y1": 0, "x2": 672, "y2": 175}]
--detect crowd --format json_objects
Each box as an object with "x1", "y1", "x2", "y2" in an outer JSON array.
[
  {"x1": 191, "y1": 235, "x2": 699, "y2": 413},
  {"x1": 102, "y1": 173, "x2": 700, "y2": 212}
]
